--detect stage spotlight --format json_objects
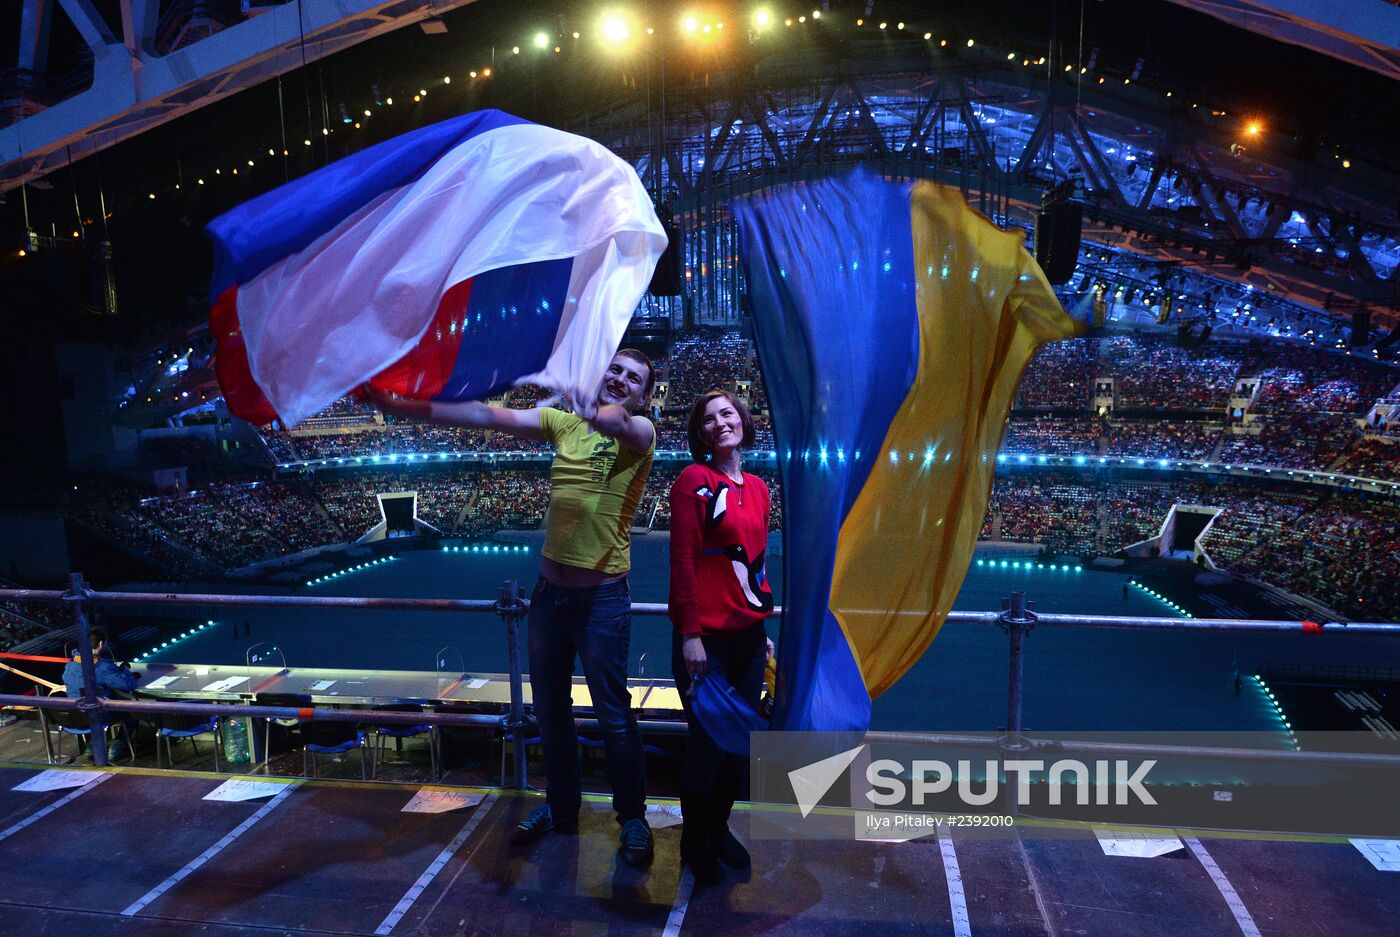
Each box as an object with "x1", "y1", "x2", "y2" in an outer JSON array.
[
  {"x1": 600, "y1": 11, "x2": 631, "y2": 45},
  {"x1": 533, "y1": 32, "x2": 549, "y2": 49},
  {"x1": 683, "y1": 14, "x2": 699, "y2": 33},
  {"x1": 752, "y1": 8, "x2": 772, "y2": 30}
]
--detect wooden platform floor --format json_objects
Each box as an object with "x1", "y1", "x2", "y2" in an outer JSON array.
[{"x1": 1, "y1": 755, "x2": 1398, "y2": 937}]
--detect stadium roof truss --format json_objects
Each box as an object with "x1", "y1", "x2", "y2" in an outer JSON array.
[
  {"x1": 0, "y1": 0, "x2": 478, "y2": 191},
  {"x1": 589, "y1": 55, "x2": 1398, "y2": 330}
]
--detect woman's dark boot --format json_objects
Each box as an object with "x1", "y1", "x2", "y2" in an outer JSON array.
[
  {"x1": 680, "y1": 793, "x2": 723, "y2": 884},
  {"x1": 709, "y1": 795, "x2": 751, "y2": 869}
]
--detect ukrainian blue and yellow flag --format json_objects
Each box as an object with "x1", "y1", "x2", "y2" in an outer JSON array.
[{"x1": 734, "y1": 172, "x2": 1081, "y2": 733}]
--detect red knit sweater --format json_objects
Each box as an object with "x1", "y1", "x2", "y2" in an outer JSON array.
[{"x1": 668, "y1": 462, "x2": 774, "y2": 637}]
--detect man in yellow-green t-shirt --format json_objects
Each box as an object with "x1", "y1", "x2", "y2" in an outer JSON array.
[{"x1": 371, "y1": 349, "x2": 657, "y2": 867}]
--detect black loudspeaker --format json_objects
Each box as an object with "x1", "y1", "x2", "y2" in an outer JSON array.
[
  {"x1": 1177, "y1": 322, "x2": 1211, "y2": 348},
  {"x1": 1350, "y1": 310, "x2": 1371, "y2": 347},
  {"x1": 1035, "y1": 201, "x2": 1082, "y2": 286},
  {"x1": 649, "y1": 205, "x2": 682, "y2": 296}
]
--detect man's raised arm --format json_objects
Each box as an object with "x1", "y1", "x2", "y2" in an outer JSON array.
[{"x1": 365, "y1": 388, "x2": 545, "y2": 442}]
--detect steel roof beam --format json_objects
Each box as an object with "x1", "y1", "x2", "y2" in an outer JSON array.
[{"x1": 0, "y1": 0, "x2": 479, "y2": 192}]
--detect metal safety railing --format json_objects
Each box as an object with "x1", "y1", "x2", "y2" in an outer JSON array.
[{"x1": 2, "y1": 573, "x2": 1399, "y2": 791}]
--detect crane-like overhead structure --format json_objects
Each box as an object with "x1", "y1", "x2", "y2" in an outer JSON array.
[{"x1": 0, "y1": 0, "x2": 477, "y2": 192}]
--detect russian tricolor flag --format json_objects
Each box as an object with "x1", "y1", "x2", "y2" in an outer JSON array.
[{"x1": 208, "y1": 110, "x2": 666, "y2": 427}]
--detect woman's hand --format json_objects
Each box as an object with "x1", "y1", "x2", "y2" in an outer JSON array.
[
  {"x1": 682, "y1": 635, "x2": 708, "y2": 689},
  {"x1": 765, "y1": 637, "x2": 775, "y2": 663}
]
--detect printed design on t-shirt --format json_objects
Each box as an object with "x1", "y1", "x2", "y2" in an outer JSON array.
[
  {"x1": 588, "y1": 435, "x2": 617, "y2": 483},
  {"x1": 724, "y1": 544, "x2": 774, "y2": 614},
  {"x1": 692, "y1": 483, "x2": 731, "y2": 528}
]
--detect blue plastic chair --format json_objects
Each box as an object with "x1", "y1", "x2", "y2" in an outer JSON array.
[
  {"x1": 365, "y1": 702, "x2": 438, "y2": 779},
  {"x1": 300, "y1": 719, "x2": 368, "y2": 779},
  {"x1": 153, "y1": 701, "x2": 222, "y2": 772},
  {"x1": 43, "y1": 693, "x2": 134, "y2": 765}
]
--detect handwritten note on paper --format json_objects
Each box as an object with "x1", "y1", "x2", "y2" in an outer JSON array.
[
  {"x1": 145, "y1": 675, "x2": 182, "y2": 689},
  {"x1": 402, "y1": 789, "x2": 485, "y2": 814},
  {"x1": 1351, "y1": 839, "x2": 1400, "y2": 872},
  {"x1": 204, "y1": 779, "x2": 295, "y2": 802},
  {"x1": 463, "y1": 678, "x2": 489, "y2": 690},
  {"x1": 1093, "y1": 827, "x2": 1184, "y2": 858},
  {"x1": 13, "y1": 770, "x2": 103, "y2": 792},
  {"x1": 646, "y1": 803, "x2": 684, "y2": 830},
  {"x1": 308, "y1": 680, "x2": 336, "y2": 691}
]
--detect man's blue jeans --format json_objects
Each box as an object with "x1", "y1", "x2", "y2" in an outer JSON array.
[{"x1": 527, "y1": 577, "x2": 647, "y2": 823}]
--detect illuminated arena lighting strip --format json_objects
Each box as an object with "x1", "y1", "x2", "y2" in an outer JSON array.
[
  {"x1": 273, "y1": 450, "x2": 1399, "y2": 496},
  {"x1": 275, "y1": 449, "x2": 760, "y2": 470},
  {"x1": 1253, "y1": 674, "x2": 1302, "y2": 751},
  {"x1": 441, "y1": 544, "x2": 530, "y2": 555},
  {"x1": 973, "y1": 558, "x2": 1084, "y2": 573},
  {"x1": 306, "y1": 554, "x2": 398, "y2": 588},
  {"x1": 132, "y1": 619, "x2": 216, "y2": 664},
  {"x1": 1127, "y1": 579, "x2": 1195, "y2": 619}
]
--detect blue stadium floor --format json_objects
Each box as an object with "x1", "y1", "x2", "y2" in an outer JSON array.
[{"x1": 120, "y1": 534, "x2": 1400, "y2": 736}]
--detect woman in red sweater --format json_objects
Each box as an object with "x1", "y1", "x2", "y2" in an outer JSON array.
[{"x1": 669, "y1": 389, "x2": 775, "y2": 884}]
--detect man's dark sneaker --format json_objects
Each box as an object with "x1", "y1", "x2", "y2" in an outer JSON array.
[
  {"x1": 618, "y1": 817, "x2": 654, "y2": 867},
  {"x1": 510, "y1": 804, "x2": 576, "y2": 844},
  {"x1": 711, "y1": 826, "x2": 751, "y2": 869}
]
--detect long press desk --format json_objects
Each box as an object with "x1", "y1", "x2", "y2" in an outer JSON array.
[{"x1": 133, "y1": 662, "x2": 685, "y2": 714}]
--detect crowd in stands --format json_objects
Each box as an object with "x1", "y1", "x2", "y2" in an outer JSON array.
[
  {"x1": 463, "y1": 469, "x2": 553, "y2": 535},
  {"x1": 1016, "y1": 341, "x2": 1098, "y2": 408},
  {"x1": 1104, "y1": 337, "x2": 1243, "y2": 410},
  {"x1": 1217, "y1": 413, "x2": 1357, "y2": 469},
  {"x1": 1004, "y1": 416, "x2": 1100, "y2": 455},
  {"x1": 1223, "y1": 497, "x2": 1399, "y2": 621},
  {"x1": 978, "y1": 471, "x2": 1398, "y2": 620},
  {"x1": 1013, "y1": 334, "x2": 1396, "y2": 414},
  {"x1": 64, "y1": 449, "x2": 1395, "y2": 622},
  {"x1": 1242, "y1": 343, "x2": 1397, "y2": 414},
  {"x1": 662, "y1": 330, "x2": 753, "y2": 414},
  {"x1": 0, "y1": 580, "x2": 68, "y2": 648},
  {"x1": 308, "y1": 396, "x2": 380, "y2": 419},
  {"x1": 1102, "y1": 420, "x2": 1221, "y2": 459},
  {"x1": 1200, "y1": 491, "x2": 1315, "y2": 568},
  {"x1": 142, "y1": 435, "x2": 237, "y2": 486},
  {"x1": 985, "y1": 476, "x2": 1101, "y2": 554},
  {"x1": 134, "y1": 482, "x2": 339, "y2": 568},
  {"x1": 310, "y1": 468, "x2": 553, "y2": 539},
  {"x1": 59, "y1": 328, "x2": 1397, "y2": 626},
  {"x1": 1, "y1": 609, "x2": 51, "y2": 648},
  {"x1": 1335, "y1": 438, "x2": 1400, "y2": 481},
  {"x1": 267, "y1": 425, "x2": 489, "y2": 462}
]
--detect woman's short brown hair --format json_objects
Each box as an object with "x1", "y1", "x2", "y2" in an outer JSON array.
[{"x1": 686, "y1": 390, "x2": 756, "y2": 463}]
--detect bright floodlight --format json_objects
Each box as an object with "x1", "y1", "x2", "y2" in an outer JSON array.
[
  {"x1": 683, "y1": 14, "x2": 699, "y2": 32},
  {"x1": 534, "y1": 31, "x2": 549, "y2": 49},
  {"x1": 600, "y1": 12, "x2": 630, "y2": 44},
  {"x1": 753, "y1": 8, "x2": 772, "y2": 29}
]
